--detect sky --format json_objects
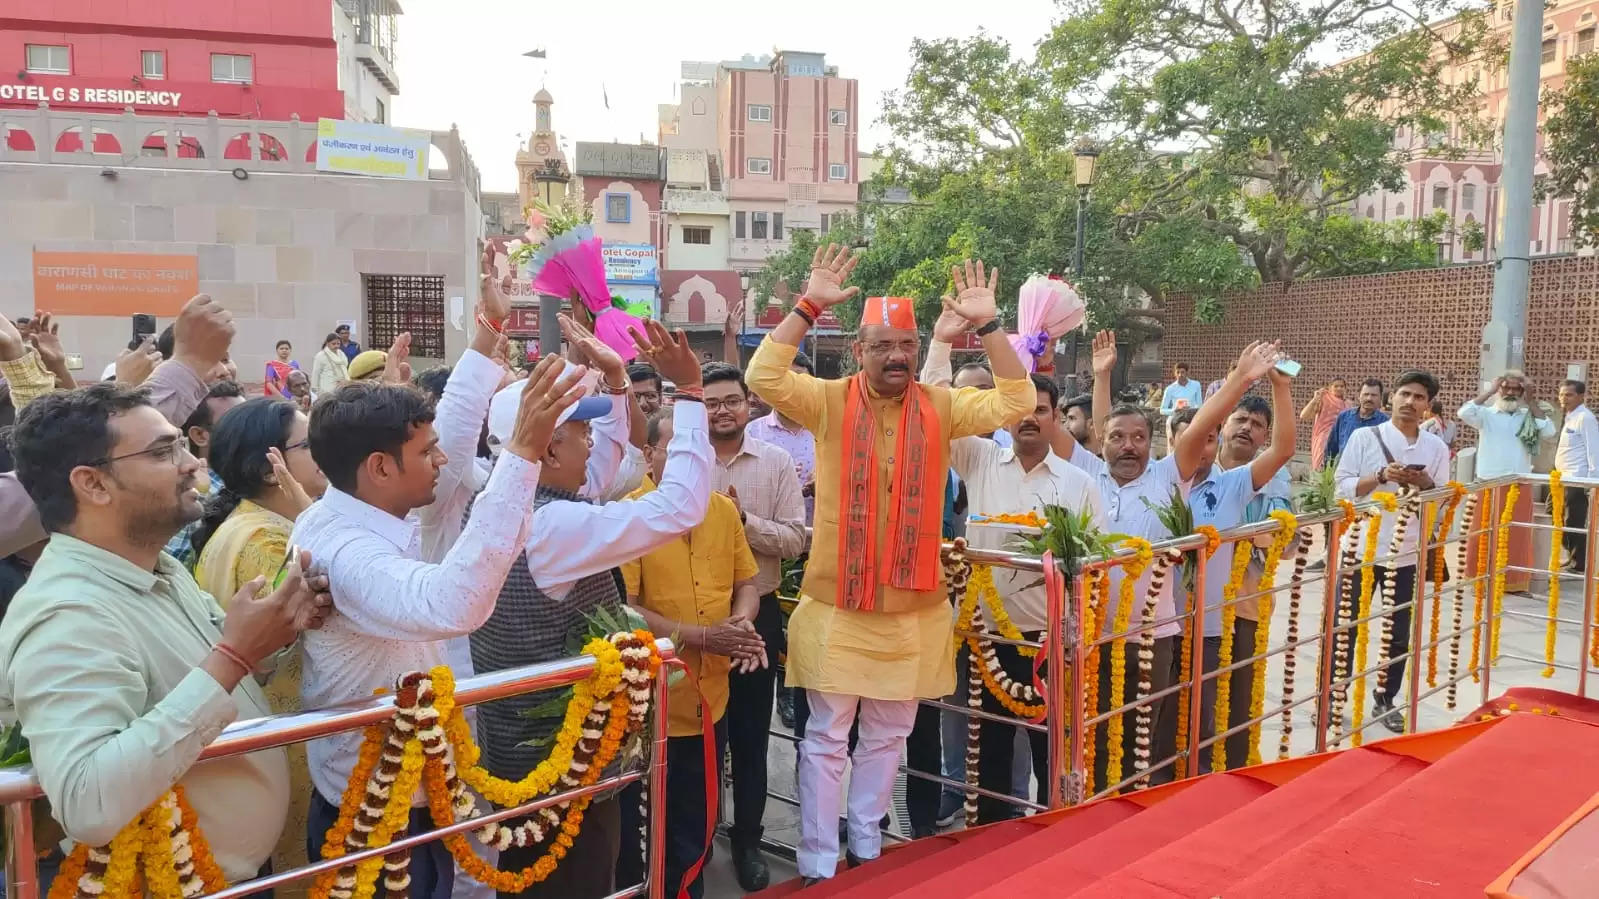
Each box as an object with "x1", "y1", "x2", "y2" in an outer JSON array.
[{"x1": 392, "y1": 0, "x2": 1062, "y2": 193}]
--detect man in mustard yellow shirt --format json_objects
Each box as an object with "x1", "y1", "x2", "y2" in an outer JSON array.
[
  {"x1": 617, "y1": 408, "x2": 764, "y2": 899},
  {"x1": 746, "y1": 248, "x2": 1033, "y2": 883}
]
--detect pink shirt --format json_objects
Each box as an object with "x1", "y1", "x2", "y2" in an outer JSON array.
[{"x1": 1311, "y1": 394, "x2": 1348, "y2": 469}]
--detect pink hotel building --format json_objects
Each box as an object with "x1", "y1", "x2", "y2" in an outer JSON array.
[{"x1": 657, "y1": 51, "x2": 859, "y2": 334}]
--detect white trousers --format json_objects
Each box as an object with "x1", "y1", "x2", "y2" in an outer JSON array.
[{"x1": 796, "y1": 690, "x2": 919, "y2": 879}]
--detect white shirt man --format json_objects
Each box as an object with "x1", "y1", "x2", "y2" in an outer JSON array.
[
  {"x1": 1458, "y1": 377, "x2": 1555, "y2": 478},
  {"x1": 1556, "y1": 396, "x2": 1599, "y2": 478}
]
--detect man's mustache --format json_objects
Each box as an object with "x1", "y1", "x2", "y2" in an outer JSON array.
[{"x1": 883, "y1": 363, "x2": 909, "y2": 372}]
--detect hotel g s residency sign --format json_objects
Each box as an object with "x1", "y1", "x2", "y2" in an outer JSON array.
[{"x1": 0, "y1": 79, "x2": 185, "y2": 111}]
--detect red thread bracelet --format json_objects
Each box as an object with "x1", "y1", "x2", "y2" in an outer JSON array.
[
  {"x1": 213, "y1": 642, "x2": 254, "y2": 676},
  {"x1": 476, "y1": 311, "x2": 505, "y2": 335}
]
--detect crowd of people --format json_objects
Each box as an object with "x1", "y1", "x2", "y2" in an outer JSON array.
[{"x1": 0, "y1": 240, "x2": 1595, "y2": 899}]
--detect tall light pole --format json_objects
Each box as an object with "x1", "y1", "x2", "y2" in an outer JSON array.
[
  {"x1": 533, "y1": 158, "x2": 569, "y2": 357},
  {"x1": 1481, "y1": 0, "x2": 1544, "y2": 379},
  {"x1": 1073, "y1": 139, "x2": 1100, "y2": 278}
]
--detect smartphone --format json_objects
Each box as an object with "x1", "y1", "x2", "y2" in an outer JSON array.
[
  {"x1": 1274, "y1": 358, "x2": 1302, "y2": 378},
  {"x1": 131, "y1": 313, "x2": 157, "y2": 344},
  {"x1": 65, "y1": 353, "x2": 83, "y2": 371},
  {"x1": 1405, "y1": 463, "x2": 1428, "y2": 471},
  {"x1": 272, "y1": 543, "x2": 301, "y2": 591}
]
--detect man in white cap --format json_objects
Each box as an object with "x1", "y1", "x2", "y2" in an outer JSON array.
[{"x1": 470, "y1": 318, "x2": 717, "y2": 899}]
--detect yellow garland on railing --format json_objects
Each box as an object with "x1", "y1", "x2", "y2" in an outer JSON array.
[
  {"x1": 1104, "y1": 537, "x2": 1153, "y2": 793},
  {"x1": 1175, "y1": 524, "x2": 1222, "y2": 779},
  {"x1": 1470, "y1": 497, "x2": 1491, "y2": 682},
  {"x1": 1447, "y1": 492, "x2": 1481, "y2": 710},
  {"x1": 1426, "y1": 483, "x2": 1467, "y2": 688},
  {"x1": 1490, "y1": 483, "x2": 1520, "y2": 664},
  {"x1": 47, "y1": 784, "x2": 223, "y2": 899},
  {"x1": 972, "y1": 564, "x2": 1038, "y2": 658},
  {"x1": 1545, "y1": 471, "x2": 1564, "y2": 677},
  {"x1": 1245, "y1": 509, "x2": 1298, "y2": 766},
  {"x1": 1350, "y1": 493, "x2": 1396, "y2": 747},
  {"x1": 1208, "y1": 533, "x2": 1254, "y2": 772},
  {"x1": 1084, "y1": 570, "x2": 1108, "y2": 793}
]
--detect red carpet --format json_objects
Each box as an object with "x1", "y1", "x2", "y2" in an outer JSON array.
[
  {"x1": 1078, "y1": 748, "x2": 1427, "y2": 898},
  {"x1": 1226, "y1": 713, "x2": 1599, "y2": 898},
  {"x1": 767, "y1": 692, "x2": 1599, "y2": 896}
]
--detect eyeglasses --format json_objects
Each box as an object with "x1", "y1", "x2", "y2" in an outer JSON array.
[
  {"x1": 863, "y1": 340, "x2": 920, "y2": 357},
  {"x1": 89, "y1": 439, "x2": 193, "y2": 468},
  {"x1": 703, "y1": 396, "x2": 747, "y2": 413},
  {"x1": 283, "y1": 438, "x2": 311, "y2": 453}
]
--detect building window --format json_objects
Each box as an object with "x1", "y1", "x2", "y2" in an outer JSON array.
[
  {"x1": 773, "y1": 212, "x2": 784, "y2": 237},
  {"x1": 1432, "y1": 185, "x2": 1449, "y2": 210},
  {"x1": 747, "y1": 104, "x2": 772, "y2": 123},
  {"x1": 829, "y1": 163, "x2": 848, "y2": 180},
  {"x1": 682, "y1": 226, "x2": 712, "y2": 245},
  {"x1": 365, "y1": 274, "x2": 446, "y2": 360},
  {"x1": 819, "y1": 213, "x2": 830, "y2": 234},
  {"x1": 1462, "y1": 183, "x2": 1477, "y2": 210},
  {"x1": 748, "y1": 157, "x2": 772, "y2": 175},
  {"x1": 1542, "y1": 38, "x2": 1557, "y2": 64},
  {"x1": 1396, "y1": 201, "x2": 1406, "y2": 217},
  {"x1": 211, "y1": 53, "x2": 254, "y2": 84},
  {"x1": 605, "y1": 193, "x2": 631, "y2": 223},
  {"x1": 752, "y1": 212, "x2": 770, "y2": 240},
  {"x1": 25, "y1": 44, "x2": 70, "y2": 75},
  {"x1": 829, "y1": 109, "x2": 847, "y2": 126},
  {"x1": 1578, "y1": 27, "x2": 1595, "y2": 55},
  {"x1": 141, "y1": 50, "x2": 165, "y2": 79},
  {"x1": 375, "y1": 98, "x2": 386, "y2": 124},
  {"x1": 735, "y1": 211, "x2": 747, "y2": 239}
]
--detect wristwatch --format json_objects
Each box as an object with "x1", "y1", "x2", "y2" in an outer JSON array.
[{"x1": 975, "y1": 319, "x2": 1002, "y2": 337}]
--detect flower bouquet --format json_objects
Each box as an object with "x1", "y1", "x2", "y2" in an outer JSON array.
[
  {"x1": 508, "y1": 196, "x2": 646, "y2": 362},
  {"x1": 1008, "y1": 275, "x2": 1087, "y2": 373}
]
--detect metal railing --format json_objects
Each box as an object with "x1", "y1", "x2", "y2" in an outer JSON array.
[
  {"x1": 751, "y1": 471, "x2": 1594, "y2": 851},
  {"x1": 1, "y1": 640, "x2": 680, "y2": 899}
]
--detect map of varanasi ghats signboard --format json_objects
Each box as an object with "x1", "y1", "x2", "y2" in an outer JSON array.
[{"x1": 32, "y1": 251, "x2": 199, "y2": 316}]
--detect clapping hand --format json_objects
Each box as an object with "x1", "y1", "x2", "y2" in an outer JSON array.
[
  {"x1": 1091, "y1": 329, "x2": 1117, "y2": 376},
  {"x1": 116, "y1": 335, "x2": 163, "y2": 385},
  {"x1": 803, "y1": 243, "x2": 861, "y2": 308},
  {"x1": 28, "y1": 312, "x2": 65, "y2": 369},
  {"x1": 932, "y1": 303, "x2": 971, "y2": 343},
  {"x1": 703, "y1": 615, "x2": 767, "y2": 672},
  {"x1": 479, "y1": 242, "x2": 514, "y2": 324},
  {"x1": 627, "y1": 319, "x2": 701, "y2": 389},
  {"x1": 0, "y1": 312, "x2": 22, "y2": 362},
  {"x1": 558, "y1": 312, "x2": 625, "y2": 387}
]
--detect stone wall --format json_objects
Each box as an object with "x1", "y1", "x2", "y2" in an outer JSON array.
[
  {"x1": 1158, "y1": 255, "x2": 1599, "y2": 452},
  {"x1": 0, "y1": 162, "x2": 481, "y2": 383}
]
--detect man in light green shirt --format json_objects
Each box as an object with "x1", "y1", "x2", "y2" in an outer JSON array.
[{"x1": 0, "y1": 383, "x2": 332, "y2": 882}]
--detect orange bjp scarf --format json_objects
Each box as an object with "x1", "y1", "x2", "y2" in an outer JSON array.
[{"x1": 836, "y1": 373, "x2": 944, "y2": 610}]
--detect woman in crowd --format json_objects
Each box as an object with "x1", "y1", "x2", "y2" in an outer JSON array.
[
  {"x1": 1422, "y1": 398, "x2": 1459, "y2": 453},
  {"x1": 310, "y1": 332, "x2": 348, "y2": 396},
  {"x1": 265, "y1": 339, "x2": 301, "y2": 397},
  {"x1": 192, "y1": 396, "x2": 326, "y2": 887}
]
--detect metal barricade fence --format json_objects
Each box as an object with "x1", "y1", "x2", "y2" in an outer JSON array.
[
  {"x1": 0, "y1": 640, "x2": 681, "y2": 899},
  {"x1": 749, "y1": 472, "x2": 1599, "y2": 854}
]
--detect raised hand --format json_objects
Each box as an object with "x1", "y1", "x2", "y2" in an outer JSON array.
[
  {"x1": 803, "y1": 243, "x2": 861, "y2": 308},
  {"x1": 1091, "y1": 329, "x2": 1118, "y2": 376},
  {"x1": 479, "y1": 242, "x2": 513, "y2": 323},
  {"x1": 504, "y1": 353, "x2": 589, "y2": 462},
  {"x1": 945, "y1": 259, "x2": 999, "y2": 325},
  {"x1": 724, "y1": 299, "x2": 745, "y2": 337},
  {"x1": 172, "y1": 294, "x2": 236, "y2": 374},
  {"x1": 382, "y1": 332, "x2": 412, "y2": 384},
  {"x1": 28, "y1": 312, "x2": 65, "y2": 368},
  {"x1": 265, "y1": 446, "x2": 314, "y2": 516},
  {"x1": 1235, "y1": 340, "x2": 1284, "y2": 383},
  {"x1": 932, "y1": 302, "x2": 971, "y2": 343},
  {"x1": 116, "y1": 335, "x2": 163, "y2": 385},
  {"x1": 627, "y1": 319, "x2": 701, "y2": 388},
  {"x1": 558, "y1": 312, "x2": 625, "y2": 386},
  {"x1": 0, "y1": 311, "x2": 24, "y2": 362}
]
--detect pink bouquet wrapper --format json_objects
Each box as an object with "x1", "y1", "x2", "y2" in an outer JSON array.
[
  {"x1": 526, "y1": 225, "x2": 645, "y2": 362},
  {"x1": 1009, "y1": 274, "x2": 1086, "y2": 372}
]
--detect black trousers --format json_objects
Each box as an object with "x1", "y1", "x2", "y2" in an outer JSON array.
[
  {"x1": 727, "y1": 593, "x2": 784, "y2": 850},
  {"x1": 1092, "y1": 635, "x2": 1175, "y2": 794},
  {"x1": 1331, "y1": 565, "x2": 1415, "y2": 708},
  {"x1": 1566, "y1": 486, "x2": 1589, "y2": 570},
  {"x1": 308, "y1": 791, "x2": 452, "y2": 899},
  {"x1": 1194, "y1": 618, "x2": 1259, "y2": 774},
  {"x1": 975, "y1": 633, "x2": 1049, "y2": 823},
  {"x1": 499, "y1": 795, "x2": 620, "y2": 899},
  {"x1": 617, "y1": 720, "x2": 726, "y2": 899}
]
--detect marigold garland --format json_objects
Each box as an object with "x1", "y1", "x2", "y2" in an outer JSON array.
[
  {"x1": 1104, "y1": 537, "x2": 1153, "y2": 792},
  {"x1": 1349, "y1": 493, "x2": 1394, "y2": 748},
  {"x1": 1175, "y1": 525, "x2": 1222, "y2": 779},
  {"x1": 1245, "y1": 509, "x2": 1297, "y2": 766},
  {"x1": 1327, "y1": 508, "x2": 1361, "y2": 748},
  {"x1": 1278, "y1": 529, "x2": 1312, "y2": 760},
  {"x1": 1426, "y1": 484, "x2": 1467, "y2": 688},
  {"x1": 1470, "y1": 499, "x2": 1491, "y2": 683},
  {"x1": 972, "y1": 563, "x2": 1038, "y2": 658},
  {"x1": 1133, "y1": 549, "x2": 1179, "y2": 788},
  {"x1": 1375, "y1": 492, "x2": 1418, "y2": 697},
  {"x1": 1208, "y1": 530, "x2": 1254, "y2": 772},
  {"x1": 1544, "y1": 470, "x2": 1564, "y2": 677},
  {"x1": 1489, "y1": 483, "x2": 1520, "y2": 665},
  {"x1": 1083, "y1": 570, "x2": 1108, "y2": 794},
  {"x1": 46, "y1": 784, "x2": 224, "y2": 899},
  {"x1": 1447, "y1": 492, "x2": 1481, "y2": 710},
  {"x1": 943, "y1": 544, "x2": 1044, "y2": 716}
]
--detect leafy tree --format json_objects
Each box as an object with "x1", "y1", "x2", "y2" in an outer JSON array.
[{"x1": 1541, "y1": 52, "x2": 1599, "y2": 249}]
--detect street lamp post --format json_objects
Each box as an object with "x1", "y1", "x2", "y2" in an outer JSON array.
[
  {"x1": 1072, "y1": 139, "x2": 1100, "y2": 278},
  {"x1": 532, "y1": 159, "x2": 569, "y2": 357},
  {"x1": 738, "y1": 272, "x2": 751, "y2": 364}
]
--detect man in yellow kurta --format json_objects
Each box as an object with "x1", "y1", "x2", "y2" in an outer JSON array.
[{"x1": 746, "y1": 247, "x2": 1033, "y2": 883}]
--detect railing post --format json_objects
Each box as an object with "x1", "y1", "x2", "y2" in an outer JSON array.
[
  {"x1": 1184, "y1": 540, "x2": 1209, "y2": 777},
  {"x1": 5, "y1": 800, "x2": 38, "y2": 899},
  {"x1": 1406, "y1": 497, "x2": 1434, "y2": 731},
  {"x1": 1067, "y1": 568, "x2": 1089, "y2": 805},
  {"x1": 1044, "y1": 552, "x2": 1067, "y2": 810},
  {"x1": 1314, "y1": 517, "x2": 1346, "y2": 754},
  {"x1": 1580, "y1": 485, "x2": 1598, "y2": 699},
  {"x1": 1482, "y1": 485, "x2": 1503, "y2": 707},
  {"x1": 646, "y1": 656, "x2": 672, "y2": 899}
]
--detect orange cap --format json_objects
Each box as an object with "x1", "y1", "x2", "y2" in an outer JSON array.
[{"x1": 860, "y1": 296, "x2": 917, "y2": 331}]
